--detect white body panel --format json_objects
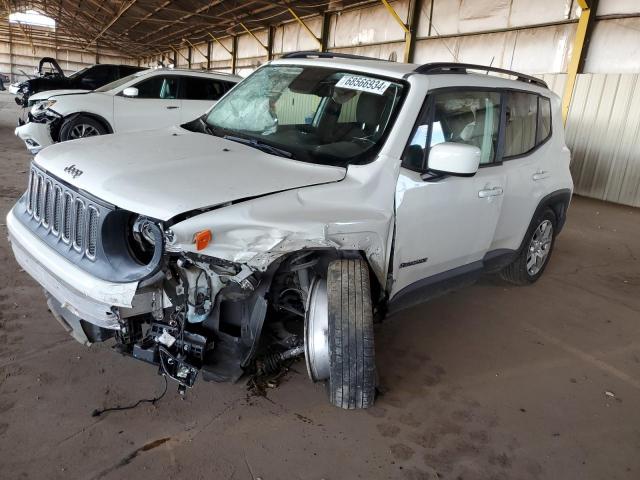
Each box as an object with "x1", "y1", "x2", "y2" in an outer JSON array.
[
  {"x1": 392, "y1": 166, "x2": 506, "y2": 296},
  {"x1": 34, "y1": 126, "x2": 347, "y2": 221},
  {"x1": 6, "y1": 208, "x2": 138, "y2": 329},
  {"x1": 14, "y1": 122, "x2": 53, "y2": 154},
  {"x1": 112, "y1": 95, "x2": 181, "y2": 132},
  {"x1": 28, "y1": 89, "x2": 89, "y2": 102}
]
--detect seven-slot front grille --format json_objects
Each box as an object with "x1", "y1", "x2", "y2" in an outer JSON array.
[{"x1": 25, "y1": 167, "x2": 99, "y2": 260}]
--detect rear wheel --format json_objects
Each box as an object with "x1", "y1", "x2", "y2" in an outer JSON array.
[
  {"x1": 500, "y1": 208, "x2": 557, "y2": 285},
  {"x1": 60, "y1": 115, "x2": 107, "y2": 141}
]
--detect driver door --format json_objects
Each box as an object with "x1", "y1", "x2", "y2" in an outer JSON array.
[
  {"x1": 390, "y1": 89, "x2": 506, "y2": 307},
  {"x1": 113, "y1": 75, "x2": 181, "y2": 133}
]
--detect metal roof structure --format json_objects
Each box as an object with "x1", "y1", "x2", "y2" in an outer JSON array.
[{"x1": 1, "y1": 1, "x2": 370, "y2": 57}]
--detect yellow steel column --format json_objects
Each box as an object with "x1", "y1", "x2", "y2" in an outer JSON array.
[
  {"x1": 380, "y1": 0, "x2": 413, "y2": 62},
  {"x1": 562, "y1": 0, "x2": 596, "y2": 124}
]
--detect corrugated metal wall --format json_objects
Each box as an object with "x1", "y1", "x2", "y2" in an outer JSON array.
[{"x1": 566, "y1": 74, "x2": 640, "y2": 207}]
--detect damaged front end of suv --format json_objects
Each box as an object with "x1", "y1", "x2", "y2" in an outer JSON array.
[{"x1": 7, "y1": 60, "x2": 408, "y2": 407}]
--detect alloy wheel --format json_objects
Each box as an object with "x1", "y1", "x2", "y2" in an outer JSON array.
[{"x1": 527, "y1": 219, "x2": 553, "y2": 275}]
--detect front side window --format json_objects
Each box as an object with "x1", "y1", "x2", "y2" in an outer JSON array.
[
  {"x1": 404, "y1": 90, "x2": 500, "y2": 171},
  {"x1": 204, "y1": 65, "x2": 405, "y2": 165},
  {"x1": 504, "y1": 92, "x2": 538, "y2": 157},
  {"x1": 134, "y1": 75, "x2": 178, "y2": 99}
]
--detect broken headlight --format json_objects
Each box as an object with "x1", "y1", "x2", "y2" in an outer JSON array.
[
  {"x1": 128, "y1": 215, "x2": 163, "y2": 265},
  {"x1": 30, "y1": 99, "x2": 56, "y2": 116}
]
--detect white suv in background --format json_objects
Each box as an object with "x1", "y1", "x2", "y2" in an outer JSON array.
[
  {"x1": 7, "y1": 53, "x2": 573, "y2": 409},
  {"x1": 15, "y1": 68, "x2": 242, "y2": 153}
]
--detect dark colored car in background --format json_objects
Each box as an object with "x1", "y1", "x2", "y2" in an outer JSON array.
[
  {"x1": 10, "y1": 57, "x2": 143, "y2": 107},
  {"x1": 0, "y1": 73, "x2": 9, "y2": 91}
]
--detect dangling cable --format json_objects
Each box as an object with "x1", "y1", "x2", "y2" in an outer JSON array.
[{"x1": 91, "y1": 375, "x2": 168, "y2": 417}]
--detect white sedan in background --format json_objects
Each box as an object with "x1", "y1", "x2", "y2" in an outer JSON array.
[{"x1": 15, "y1": 68, "x2": 241, "y2": 154}]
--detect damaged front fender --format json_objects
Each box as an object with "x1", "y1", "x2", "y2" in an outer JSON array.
[{"x1": 165, "y1": 157, "x2": 398, "y2": 287}]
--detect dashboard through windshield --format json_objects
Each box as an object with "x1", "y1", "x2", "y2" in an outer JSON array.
[{"x1": 205, "y1": 65, "x2": 406, "y2": 166}]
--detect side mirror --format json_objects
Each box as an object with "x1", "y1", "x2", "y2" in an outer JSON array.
[
  {"x1": 122, "y1": 87, "x2": 139, "y2": 98},
  {"x1": 427, "y1": 142, "x2": 480, "y2": 177}
]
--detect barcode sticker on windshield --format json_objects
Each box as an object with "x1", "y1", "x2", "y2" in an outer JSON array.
[{"x1": 335, "y1": 75, "x2": 391, "y2": 95}]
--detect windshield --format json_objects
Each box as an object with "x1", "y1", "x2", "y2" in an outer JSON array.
[
  {"x1": 67, "y1": 67, "x2": 88, "y2": 79},
  {"x1": 204, "y1": 65, "x2": 405, "y2": 165},
  {"x1": 94, "y1": 71, "x2": 146, "y2": 92}
]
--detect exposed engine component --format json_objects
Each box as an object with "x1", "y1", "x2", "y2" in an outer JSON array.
[{"x1": 256, "y1": 345, "x2": 305, "y2": 375}]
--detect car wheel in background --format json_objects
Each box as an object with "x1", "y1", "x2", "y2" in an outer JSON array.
[{"x1": 59, "y1": 115, "x2": 107, "y2": 141}]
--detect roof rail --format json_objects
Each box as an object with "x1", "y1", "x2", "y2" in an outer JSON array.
[
  {"x1": 414, "y1": 62, "x2": 548, "y2": 89},
  {"x1": 280, "y1": 51, "x2": 388, "y2": 62}
]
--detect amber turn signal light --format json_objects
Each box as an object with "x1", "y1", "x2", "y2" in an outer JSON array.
[{"x1": 194, "y1": 229, "x2": 212, "y2": 250}]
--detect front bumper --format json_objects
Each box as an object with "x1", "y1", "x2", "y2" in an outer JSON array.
[
  {"x1": 6, "y1": 207, "x2": 139, "y2": 331},
  {"x1": 15, "y1": 121, "x2": 54, "y2": 154}
]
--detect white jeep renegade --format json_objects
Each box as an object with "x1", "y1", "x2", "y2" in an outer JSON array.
[{"x1": 7, "y1": 52, "x2": 573, "y2": 409}]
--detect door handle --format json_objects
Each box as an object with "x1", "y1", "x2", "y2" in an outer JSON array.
[
  {"x1": 532, "y1": 170, "x2": 550, "y2": 181},
  {"x1": 478, "y1": 187, "x2": 504, "y2": 198},
  {"x1": 166, "y1": 106, "x2": 179, "y2": 109}
]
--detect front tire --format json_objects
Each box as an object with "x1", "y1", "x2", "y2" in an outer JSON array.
[
  {"x1": 500, "y1": 208, "x2": 557, "y2": 285},
  {"x1": 326, "y1": 258, "x2": 376, "y2": 409},
  {"x1": 59, "y1": 115, "x2": 107, "y2": 141}
]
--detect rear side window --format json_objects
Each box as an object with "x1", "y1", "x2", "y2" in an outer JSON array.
[
  {"x1": 537, "y1": 96, "x2": 552, "y2": 144},
  {"x1": 181, "y1": 77, "x2": 225, "y2": 101},
  {"x1": 504, "y1": 92, "x2": 538, "y2": 157},
  {"x1": 134, "y1": 75, "x2": 178, "y2": 99}
]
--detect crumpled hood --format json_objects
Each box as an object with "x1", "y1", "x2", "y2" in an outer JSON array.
[
  {"x1": 29, "y1": 89, "x2": 90, "y2": 102},
  {"x1": 34, "y1": 126, "x2": 347, "y2": 221}
]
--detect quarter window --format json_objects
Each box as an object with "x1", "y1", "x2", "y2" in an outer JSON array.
[{"x1": 404, "y1": 90, "x2": 501, "y2": 170}]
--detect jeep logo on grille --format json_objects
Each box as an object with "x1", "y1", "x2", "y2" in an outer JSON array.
[{"x1": 63, "y1": 164, "x2": 83, "y2": 179}]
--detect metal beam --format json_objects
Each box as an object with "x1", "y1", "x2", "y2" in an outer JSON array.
[
  {"x1": 267, "y1": 25, "x2": 276, "y2": 60},
  {"x1": 185, "y1": 39, "x2": 207, "y2": 62},
  {"x1": 380, "y1": 0, "x2": 410, "y2": 34},
  {"x1": 287, "y1": 7, "x2": 321, "y2": 49},
  {"x1": 562, "y1": 0, "x2": 599, "y2": 124},
  {"x1": 404, "y1": 0, "x2": 422, "y2": 63},
  {"x1": 231, "y1": 35, "x2": 238, "y2": 75},
  {"x1": 207, "y1": 32, "x2": 232, "y2": 56},
  {"x1": 83, "y1": 0, "x2": 138, "y2": 50},
  {"x1": 206, "y1": 40, "x2": 212, "y2": 69},
  {"x1": 380, "y1": 0, "x2": 419, "y2": 63},
  {"x1": 240, "y1": 22, "x2": 268, "y2": 52},
  {"x1": 170, "y1": 44, "x2": 189, "y2": 64},
  {"x1": 320, "y1": 12, "x2": 331, "y2": 52}
]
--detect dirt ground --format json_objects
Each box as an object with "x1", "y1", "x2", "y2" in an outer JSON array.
[{"x1": 0, "y1": 91, "x2": 639, "y2": 480}]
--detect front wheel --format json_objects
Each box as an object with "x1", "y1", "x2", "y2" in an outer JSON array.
[
  {"x1": 59, "y1": 115, "x2": 107, "y2": 141},
  {"x1": 325, "y1": 258, "x2": 376, "y2": 409},
  {"x1": 500, "y1": 208, "x2": 557, "y2": 285}
]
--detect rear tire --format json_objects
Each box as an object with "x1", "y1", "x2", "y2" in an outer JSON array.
[
  {"x1": 500, "y1": 208, "x2": 557, "y2": 285},
  {"x1": 326, "y1": 258, "x2": 376, "y2": 409},
  {"x1": 59, "y1": 115, "x2": 107, "y2": 141}
]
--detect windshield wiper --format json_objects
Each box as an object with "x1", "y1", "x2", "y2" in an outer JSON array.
[{"x1": 223, "y1": 135, "x2": 293, "y2": 159}]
